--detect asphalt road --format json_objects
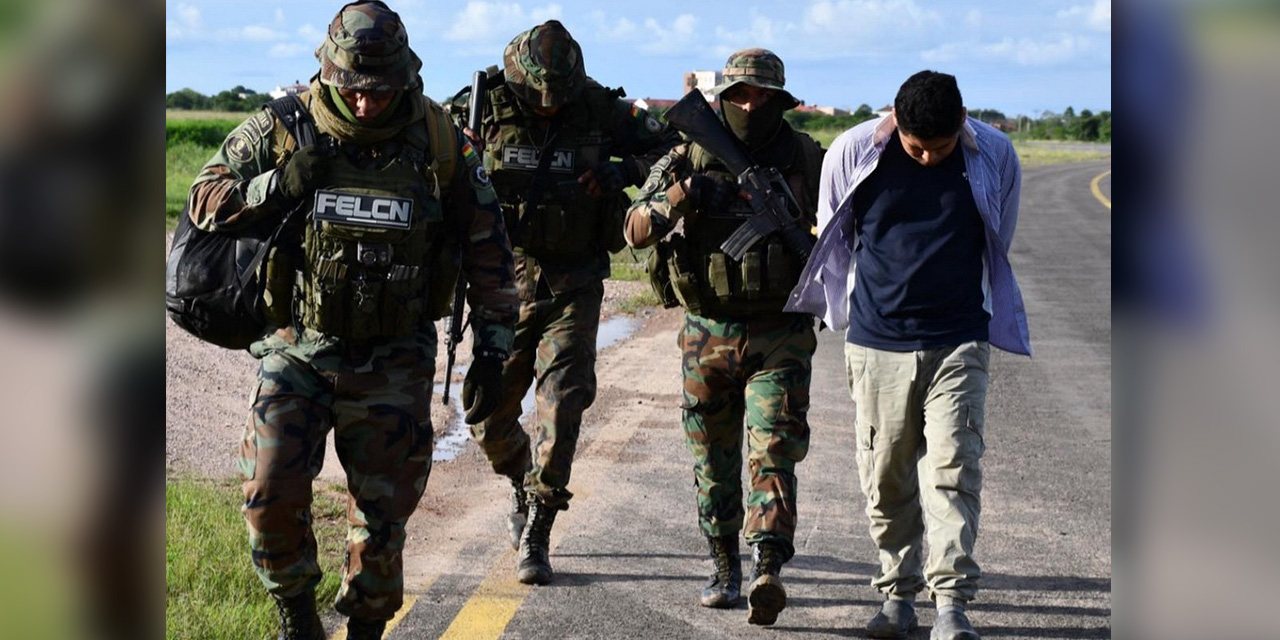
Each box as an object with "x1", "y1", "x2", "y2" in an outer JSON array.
[{"x1": 372, "y1": 160, "x2": 1113, "y2": 640}]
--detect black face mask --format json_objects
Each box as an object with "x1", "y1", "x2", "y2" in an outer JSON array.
[{"x1": 722, "y1": 98, "x2": 786, "y2": 149}]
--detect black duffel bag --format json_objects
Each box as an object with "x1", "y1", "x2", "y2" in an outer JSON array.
[{"x1": 165, "y1": 95, "x2": 314, "y2": 349}]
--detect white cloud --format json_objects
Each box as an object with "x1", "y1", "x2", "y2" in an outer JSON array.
[
  {"x1": 166, "y1": 2, "x2": 202, "y2": 41},
  {"x1": 443, "y1": 2, "x2": 564, "y2": 44},
  {"x1": 269, "y1": 43, "x2": 311, "y2": 59},
  {"x1": 639, "y1": 14, "x2": 698, "y2": 55},
  {"x1": 713, "y1": 12, "x2": 797, "y2": 52},
  {"x1": 965, "y1": 9, "x2": 982, "y2": 28},
  {"x1": 587, "y1": 10, "x2": 638, "y2": 42},
  {"x1": 298, "y1": 23, "x2": 324, "y2": 43},
  {"x1": 239, "y1": 25, "x2": 282, "y2": 42},
  {"x1": 802, "y1": 0, "x2": 941, "y2": 35},
  {"x1": 177, "y1": 3, "x2": 201, "y2": 29},
  {"x1": 922, "y1": 34, "x2": 1103, "y2": 67},
  {"x1": 1058, "y1": 0, "x2": 1111, "y2": 32}
]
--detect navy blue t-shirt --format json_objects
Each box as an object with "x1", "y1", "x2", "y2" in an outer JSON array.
[{"x1": 846, "y1": 130, "x2": 990, "y2": 350}]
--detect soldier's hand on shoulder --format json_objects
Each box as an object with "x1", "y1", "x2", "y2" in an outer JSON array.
[
  {"x1": 579, "y1": 161, "x2": 630, "y2": 197},
  {"x1": 275, "y1": 145, "x2": 331, "y2": 204}
]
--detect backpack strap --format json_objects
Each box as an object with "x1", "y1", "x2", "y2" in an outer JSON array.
[
  {"x1": 264, "y1": 94, "x2": 317, "y2": 148},
  {"x1": 409, "y1": 96, "x2": 459, "y2": 198}
]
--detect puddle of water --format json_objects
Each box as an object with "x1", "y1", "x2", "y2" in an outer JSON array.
[{"x1": 432, "y1": 314, "x2": 641, "y2": 462}]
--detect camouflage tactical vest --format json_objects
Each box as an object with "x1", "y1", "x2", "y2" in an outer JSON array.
[
  {"x1": 663, "y1": 129, "x2": 820, "y2": 318},
  {"x1": 485, "y1": 79, "x2": 628, "y2": 263},
  {"x1": 263, "y1": 96, "x2": 462, "y2": 340}
]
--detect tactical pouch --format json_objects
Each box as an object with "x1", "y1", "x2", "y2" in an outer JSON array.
[
  {"x1": 709, "y1": 253, "x2": 732, "y2": 302},
  {"x1": 517, "y1": 200, "x2": 600, "y2": 262},
  {"x1": 262, "y1": 242, "x2": 299, "y2": 327},
  {"x1": 742, "y1": 251, "x2": 763, "y2": 301},
  {"x1": 667, "y1": 235, "x2": 702, "y2": 316},
  {"x1": 646, "y1": 241, "x2": 680, "y2": 309}
]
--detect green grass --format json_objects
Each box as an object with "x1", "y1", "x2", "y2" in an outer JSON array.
[
  {"x1": 615, "y1": 288, "x2": 661, "y2": 315},
  {"x1": 167, "y1": 143, "x2": 214, "y2": 229},
  {"x1": 167, "y1": 119, "x2": 240, "y2": 149},
  {"x1": 1012, "y1": 142, "x2": 1111, "y2": 166},
  {"x1": 804, "y1": 128, "x2": 846, "y2": 148},
  {"x1": 800, "y1": 126, "x2": 1112, "y2": 167},
  {"x1": 609, "y1": 245, "x2": 652, "y2": 282},
  {"x1": 166, "y1": 477, "x2": 346, "y2": 640},
  {"x1": 167, "y1": 109, "x2": 250, "y2": 121}
]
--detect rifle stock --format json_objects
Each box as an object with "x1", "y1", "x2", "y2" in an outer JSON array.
[{"x1": 664, "y1": 91, "x2": 813, "y2": 262}]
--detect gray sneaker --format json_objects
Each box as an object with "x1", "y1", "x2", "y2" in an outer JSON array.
[
  {"x1": 931, "y1": 606, "x2": 979, "y2": 640},
  {"x1": 867, "y1": 599, "x2": 918, "y2": 639}
]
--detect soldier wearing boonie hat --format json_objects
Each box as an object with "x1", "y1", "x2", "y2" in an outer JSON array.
[{"x1": 623, "y1": 47, "x2": 825, "y2": 627}]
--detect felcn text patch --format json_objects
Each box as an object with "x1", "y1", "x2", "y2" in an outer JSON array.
[
  {"x1": 313, "y1": 190, "x2": 414, "y2": 230},
  {"x1": 500, "y1": 145, "x2": 576, "y2": 174}
]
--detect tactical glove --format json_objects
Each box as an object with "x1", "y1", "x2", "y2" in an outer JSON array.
[
  {"x1": 669, "y1": 175, "x2": 736, "y2": 221},
  {"x1": 275, "y1": 145, "x2": 330, "y2": 204},
  {"x1": 594, "y1": 160, "x2": 643, "y2": 193},
  {"x1": 462, "y1": 354, "x2": 505, "y2": 424}
]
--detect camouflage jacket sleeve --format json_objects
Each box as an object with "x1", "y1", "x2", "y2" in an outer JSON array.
[
  {"x1": 608, "y1": 99, "x2": 681, "y2": 186},
  {"x1": 187, "y1": 110, "x2": 289, "y2": 231},
  {"x1": 624, "y1": 142, "x2": 693, "y2": 248},
  {"x1": 443, "y1": 128, "x2": 519, "y2": 357}
]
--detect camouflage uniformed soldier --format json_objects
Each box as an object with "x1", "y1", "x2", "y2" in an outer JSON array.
[
  {"x1": 447, "y1": 20, "x2": 678, "y2": 586},
  {"x1": 624, "y1": 48, "x2": 824, "y2": 626},
  {"x1": 185, "y1": 2, "x2": 518, "y2": 638}
]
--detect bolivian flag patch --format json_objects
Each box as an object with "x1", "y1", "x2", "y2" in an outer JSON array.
[{"x1": 461, "y1": 142, "x2": 480, "y2": 166}]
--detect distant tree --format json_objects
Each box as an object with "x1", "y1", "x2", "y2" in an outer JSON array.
[
  {"x1": 1079, "y1": 116, "x2": 1101, "y2": 141},
  {"x1": 166, "y1": 88, "x2": 210, "y2": 110},
  {"x1": 969, "y1": 108, "x2": 1007, "y2": 125},
  {"x1": 853, "y1": 103, "x2": 874, "y2": 119}
]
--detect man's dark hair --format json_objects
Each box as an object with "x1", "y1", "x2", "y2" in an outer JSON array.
[{"x1": 894, "y1": 70, "x2": 965, "y2": 139}]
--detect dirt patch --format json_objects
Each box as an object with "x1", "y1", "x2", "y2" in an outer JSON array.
[{"x1": 165, "y1": 268, "x2": 653, "y2": 480}]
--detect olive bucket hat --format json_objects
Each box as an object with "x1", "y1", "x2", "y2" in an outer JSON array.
[
  {"x1": 315, "y1": 0, "x2": 422, "y2": 91},
  {"x1": 709, "y1": 48, "x2": 799, "y2": 109}
]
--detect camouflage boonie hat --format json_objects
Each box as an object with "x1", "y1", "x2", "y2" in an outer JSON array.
[
  {"x1": 315, "y1": 0, "x2": 422, "y2": 91},
  {"x1": 710, "y1": 48, "x2": 799, "y2": 109},
  {"x1": 503, "y1": 20, "x2": 586, "y2": 109}
]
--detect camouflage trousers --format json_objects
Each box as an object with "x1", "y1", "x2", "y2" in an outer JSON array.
[
  {"x1": 239, "y1": 328, "x2": 436, "y2": 622},
  {"x1": 470, "y1": 281, "x2": 602, "y2": 510},
  {"x1": 680, "y1": 312, "x2": 815, "y2": 561}
]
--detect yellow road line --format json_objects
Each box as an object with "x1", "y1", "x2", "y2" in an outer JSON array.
[
  {"x1": 1091, "y1": 169, "x2": 1111, "y2": 210},
  {"x1": 328, "y1": 592, "x2": 422, "y2": 639},
  {"x1": 439, "y1": 564, "x2": 531, "y2": 640}
]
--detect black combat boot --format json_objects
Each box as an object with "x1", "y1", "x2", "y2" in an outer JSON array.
[
  {"x1": 746, "y1": 543, "x2": 787, "y2": 626},
  {"x1": 506, "y1": 476, "x2": 529, "y2": 551},
  {"x1": 272, "y1": 589, "x2": 324, "y2": 640},
  {"x1": 515, "y1": 500, "x2": 558, "y2": 585},
  {"x1": 345, "y1": 617, "x2": 386, "y2": 640},
  {"x1": 700, "y1": 534, "x2": 742, "y2": 608}
]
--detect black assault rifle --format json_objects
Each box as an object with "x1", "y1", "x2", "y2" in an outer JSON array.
[
  {"x1": 442, "y1": 70, "x2": 489, "y2": 405},
  {"x1": 663, "y1": 90, "x2": 813, "y2": 262}
]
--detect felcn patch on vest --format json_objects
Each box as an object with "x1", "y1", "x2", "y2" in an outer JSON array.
[
  {"x1": 312, "y1": 190, "x2": 413, "y2": 230},
  {"x1": 500, "y1": 145, "x2": 576, "y2": 174}
]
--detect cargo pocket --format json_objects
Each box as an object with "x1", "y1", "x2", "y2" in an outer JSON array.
[
  {"x1": 238, "y1": 384, "x2": 263, "y2": 481},
  {"x1": 854, "y1": 419, "x2": 877, "y2": 500},
  {"x1": 961, "y1": 402, "x2": 986, "y2": 460}
]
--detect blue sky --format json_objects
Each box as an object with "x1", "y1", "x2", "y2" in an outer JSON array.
[{"x1": 165, "y1": 0, "x2": 1111, "y2": 118}]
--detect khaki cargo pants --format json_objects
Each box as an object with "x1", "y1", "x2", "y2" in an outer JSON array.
[{"x1": 845, "y1": 341, "x2": 989, "y2": 603}]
